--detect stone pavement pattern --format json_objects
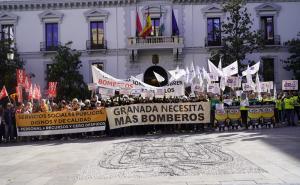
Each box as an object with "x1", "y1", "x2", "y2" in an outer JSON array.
[{"x1": 0, "y1": 127, "x2": 300, "y2": 185}]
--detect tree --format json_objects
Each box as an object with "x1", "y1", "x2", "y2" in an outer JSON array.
[
  {"x1": 46, "y1": 42, "x2": 89, "y2": 100},
  {"x1": 283, "y1": 39, "x2": 300, "y2": 83},
  {"x1": 0, "y1": 39, "x2": 24, "y2": 93},
  {"x1": 210, "y1": 0, "x2": 264, "y2": 72}
]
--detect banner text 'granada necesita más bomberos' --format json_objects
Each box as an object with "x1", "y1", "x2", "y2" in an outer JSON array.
[
  {"x1": 106, "y1": 102, "x2": 211, "y2": 129},
  {"x1": 16, "y1": 109, "x2": 106, "y2": 136}
]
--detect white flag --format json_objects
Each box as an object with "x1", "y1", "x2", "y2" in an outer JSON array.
[
  {"x1": 190, "y1": 62, "x2": 196, "y2": 81},
  {"x1": 208, "y1": 60, "x2": 223, "y2": 77},
  {"x1": 185, "y1": 66, "x2": 190, "y2": 83},
  {"x1": 273, "y1": 84, "x2": 277, "y2": 99},
  {"x1": 202, "y1": 67, "x2": 211, "y2": 85},
  {"x1": 245, "y1": 65, "x2": 254, "y2": 88},
  {"x1": 256, "y1": 73, "x2": 262, "y2": 100},
  {"x1": 218, "y1": 58, "x2": 222, "y2": 70},
  {"x1": 169, "y1": 66, "x2": 186, "y2": 81},
  {"x1": 222, "y1": 61, "x2": 238, "y2": 77},
  {"x1": 220, "y1": 76, "x2": 226, "y2": 91},
  {"x1": 242, "y1": 61, "x2": 260, "y2": 76},
  {"x1": 153, "y1": 71, "x2": 165, "y2": 83}
]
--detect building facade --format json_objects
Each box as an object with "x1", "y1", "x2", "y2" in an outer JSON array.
[{"x1": 0, "y1": 0, "x2": 299, "y2": 91}]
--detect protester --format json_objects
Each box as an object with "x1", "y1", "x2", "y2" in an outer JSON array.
[{"x1": 4, "y1": 103, "x2": 16, "y2": 142}]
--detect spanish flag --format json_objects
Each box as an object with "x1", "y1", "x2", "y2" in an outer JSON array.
[{"x1": 139, "y1": 14, "x2": 152, "y2": 38}]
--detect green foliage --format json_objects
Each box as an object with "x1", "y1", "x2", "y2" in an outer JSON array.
[
  {"x1": 0, "y1": 39, "x2": 24, "y2": 93},
  {"x1": 283, "y1": 39, "x2": 300, "y2": 82},
  {"x1": 210, "y1": 0, "x2": 264, "y2": 72},
  {"x1": 46, "y1": 42, "x2": 89, "y2": 100}
]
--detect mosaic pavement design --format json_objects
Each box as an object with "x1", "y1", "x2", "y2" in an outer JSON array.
[{"x1": 78, "y1": 137, "x2": 266, "y2": 179}]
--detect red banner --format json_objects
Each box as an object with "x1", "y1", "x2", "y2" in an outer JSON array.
[
  {"x1": 48, "y1": 82, "x2": 58, "y2": 98},
  {"x1": 24, "y1": 75, "x2": 31, "y2": 93},
  {"x1": 0, "y1": 86, "x2": 8, "y2": 100},
  {"x1": 16, "y1": 86, "x2": 23, "y2": 103},
  {"x1": 16, "y1": 69, "x2": 26, "y2": 87}
]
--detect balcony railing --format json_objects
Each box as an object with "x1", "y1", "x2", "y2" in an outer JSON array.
[
  {"x1": 86, "y1": 40, "x2": 107, "y2": 50},
  {"x1": 205, "y1": 37, "x2": 222, "y2": 47},
  {"x1": 264, "y1": 35, "x2": 281, "y2": 46},
  {"x1": 128, "y1": 36, "x2": 184, "y2": 49},
  {"x1": 40, "y1": 41, "x2": 61, "y2": 52}
]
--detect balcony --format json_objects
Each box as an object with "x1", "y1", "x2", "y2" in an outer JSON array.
[
  {"x1": 40, "y1": 42, "x2": 61, "y2": 52},
  {"x1": 264, "y1": 35, "x2": 281, "y2": 46},
  {"x1": 127, "y1": 36, "x2": 184, "y2": 50},
  {"x1": 86, "y1": 40, "x2": 107, "y2": 50}
]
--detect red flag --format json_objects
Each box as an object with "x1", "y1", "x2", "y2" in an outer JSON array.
[
  {"x1": 16, "y1": 69, "x2": 26, "y2": 87},
  {"x1": 48, "y1": 82, "x2": 58, "y2": 98},
  {"x1": 0, "y1": 86, "x2": 8, "y2": 100},
  {"x1": 32, "y1": 84, "x2": 38, "y2": 100},
  {"x1": 24, "y1": 75, "x2": 31, "y2": 93},
  {"x1": 28, "y1": 84, "x2": 33, "y2": 100},
  {"x1": 136, "y1": 11, "x2": 142, "y2": 36},
  {"x1": 37, "y1": 85, "x2": 41, "y2": 100},
  {"x1": 16, "y1": 86, "x2": 23, "y2": 103}
]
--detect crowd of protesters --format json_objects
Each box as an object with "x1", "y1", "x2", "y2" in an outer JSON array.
[{"x1": 0, "y1": 90, "x2": 299, "y2": 143}]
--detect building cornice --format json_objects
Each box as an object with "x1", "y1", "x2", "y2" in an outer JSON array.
[{"x1": 0, "y1": 0, "x2": 298, "y2": 11}]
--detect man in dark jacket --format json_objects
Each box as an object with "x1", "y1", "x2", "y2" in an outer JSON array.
[{"x1": 4, "y1": 103, "x2": 16, "y2": 142}]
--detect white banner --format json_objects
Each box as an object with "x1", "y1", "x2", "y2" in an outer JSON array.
[
  {"x1": 92, "y1": 66, "x2": 135, "y2": 89},
  {"x1": 192, "y1": 84, "x2": 205, "y2": 93},
  {"x1": 226, "y1": 76, "x2": 240, "y2": 88},
  {"x1": 162, "y1": 81, "x2": 185, "y2": 98},
  {"x1": 282, "y1": 80, "x2": 298, "y2": 90},
  {"x1": 106, "y1": 102, "x2": 211, "y2": 129},
  {"x1": 207, "y1": 83, "x2": 220, "y2": 94},
  {"x1": 260, "y1": 81, "x2": 274, "y2": 92},
  {"x1": 99, "y1": 88, "x2": 115, "y2": 97},
  {"x1": 209, "y1": 73, "x2": 219, "y2": 81},
  {"x1": 242, "y1": 83, "x2": 254, "y2": 91}
]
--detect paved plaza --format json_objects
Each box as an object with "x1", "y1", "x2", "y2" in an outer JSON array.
[{"x1": 0, "y1": 127, "x2": 300, "y2": 185}]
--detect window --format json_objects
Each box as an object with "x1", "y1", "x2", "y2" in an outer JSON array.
[
  {"x1": 45, "y1": 23, "x2": 58, "y2": 50},
  {"x1": 92, "y1": 62, "x2": 104, "y2": 71},
  {"x1": 151, "y1": 18, "x2": 160, "y2": 36},
  {"x1": 1, "y1": 24, "x2": 14, "y2": 41},
  {"x1": 262, "y1": 58, "x2": 274, "y2": 81},
  {"x1": 1, "y1": 24, "x2": 14, "y2": 49},
  {"x1": 261, "y1": 16, "x2": 274, "y2": 45},
  {"x1": 90, "y1": 21, "x2": 104, "y2": 49},
  {"x1": 207, "y1": 18, "x2": 221, "y2": 46}
]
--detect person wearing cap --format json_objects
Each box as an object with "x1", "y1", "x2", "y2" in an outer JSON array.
[
  {"x1": 83, "y1": 99, "x2": 92, "y2": 110},
  {"x1": 4, "y1": 103, "x2": 16, "y2": 142},
  {"x1": 71, "y1": 98, "x2": 81, "y2": 111}
]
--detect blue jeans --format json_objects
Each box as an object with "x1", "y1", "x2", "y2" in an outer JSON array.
[
  {"x1": 285, "y1": 109, "x2": 295, "y2": 126},
  {"x1": 5, "y1": 124, "x2": 15, "y2": 140}
]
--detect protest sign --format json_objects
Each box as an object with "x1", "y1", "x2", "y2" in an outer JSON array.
[
  {"x1": 106, "y1": 102, "x2": 211, "y2": 129},
  {"x1": 16, "y1": 109, "x2": 107, "y2": 136}
]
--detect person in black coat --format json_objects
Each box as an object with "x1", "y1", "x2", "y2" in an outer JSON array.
[{"x1": 4, "y1": 103, "x2": 16, "y2": 142}]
